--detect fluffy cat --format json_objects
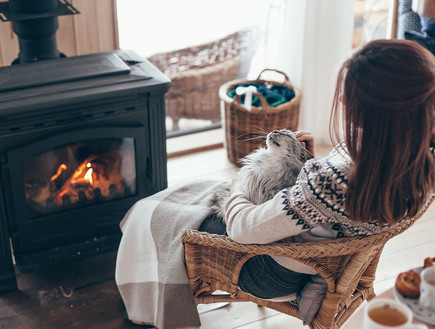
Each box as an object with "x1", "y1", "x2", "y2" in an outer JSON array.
[{"x1": 211, "y1": 129, "x2": 314, "y2": 218}]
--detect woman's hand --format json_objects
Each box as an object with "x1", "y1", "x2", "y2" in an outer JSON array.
[{"x1": 295, "y1": 130, "x2": 315, "y2": 156}]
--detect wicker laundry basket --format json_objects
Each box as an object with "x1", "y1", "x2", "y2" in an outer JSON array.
[
  {"x1": 147, "y1": 27, "x2": 258, "y2": 130},
  {"x1": 219, "y1": 68, "x2": 302, "y2": 166}
]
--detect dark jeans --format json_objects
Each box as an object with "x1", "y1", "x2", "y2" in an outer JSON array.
[{"x1": 199, "y1": 213, "x2": 309, "y2": 299}]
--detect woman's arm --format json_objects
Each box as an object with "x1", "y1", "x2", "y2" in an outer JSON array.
[
  {"x1": 224, "y1": 187, "x2": 310, "y2": 244},
  {"x1": 224, "y1": 165, "x2": 320, "y2": 244},
  {"x1": 224, "y1": 152, "x2": 352, "y2": 244}
]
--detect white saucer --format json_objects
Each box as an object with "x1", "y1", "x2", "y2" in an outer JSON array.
[{"x1": 393, "y1": 266, "x2": 435, "y2": 325}]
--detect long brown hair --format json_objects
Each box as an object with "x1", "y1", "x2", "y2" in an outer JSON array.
[{"x1": 330, "y1": 39, "x2": 435, "y2": 225}]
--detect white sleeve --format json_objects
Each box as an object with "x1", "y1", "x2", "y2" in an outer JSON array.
[
  {"x1": 224, "y1": 186, "x2": 312, "y2": 244},
  {"x1": 224, "y1": 157, "x2": 350, "y2": 243}
]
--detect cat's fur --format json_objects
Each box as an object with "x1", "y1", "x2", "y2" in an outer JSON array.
[{"x1": 211, "y1": 129, "x2": 314, "y2": 218}]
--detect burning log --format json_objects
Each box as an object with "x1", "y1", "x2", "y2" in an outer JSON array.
[{"x1": 24, "y1": 147, "x2": 129, "y2": 211}]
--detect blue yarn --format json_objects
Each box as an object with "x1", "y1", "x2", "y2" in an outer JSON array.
[{"x1": 227, "y1": 82, "x2": 295, "y2": 107}]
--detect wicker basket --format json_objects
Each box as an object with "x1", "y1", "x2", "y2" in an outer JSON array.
[
  {"x1": 147, "y1": 27, "x2": 258, "y2": 130},
  {"x1": 219, "y1": 68, "x2": 302, "y2": 166}
]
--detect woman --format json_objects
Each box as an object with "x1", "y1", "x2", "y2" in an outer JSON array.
[{"x1": 201, "y1": 39, "x2": 435, "y2": 300}]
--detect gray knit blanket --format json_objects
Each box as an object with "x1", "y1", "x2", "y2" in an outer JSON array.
[{"x1": 115, "y1": 179, "x2": 229, "y2": 329}]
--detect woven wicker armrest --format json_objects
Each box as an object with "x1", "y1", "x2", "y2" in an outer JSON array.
[{"x1": 182, "y1": 229, "x2": 386, "y2": 259}]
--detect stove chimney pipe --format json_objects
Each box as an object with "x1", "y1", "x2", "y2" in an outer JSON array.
[{"x1": 9, "y1": 0, "x2": 61, "y2": 64}]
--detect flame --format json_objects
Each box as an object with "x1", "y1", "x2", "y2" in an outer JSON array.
[
  {"x1": 25, "y1": 151, "x2": 127, "y2": 209},
  {"x1": 50, "y1": 164, "x2": 67, "y2": 182},
  {"x1": 84, "y1": 166, "x2": 93, "y2": 185},
  {"x1": 57, "y1": 189, "x2": 68, "y2": 200}
]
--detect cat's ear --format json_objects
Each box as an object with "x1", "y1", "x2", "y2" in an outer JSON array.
[{"x1": 300, "y1": 148, "x2": 314, "y2": 162}]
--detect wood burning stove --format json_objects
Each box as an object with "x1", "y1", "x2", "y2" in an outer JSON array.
[
  {"x1": 0, "y1": 50, "x2": 170, "y2": 293},
  {"x1": 0, "y1": 0, "x2": 171, "y2": 293}
]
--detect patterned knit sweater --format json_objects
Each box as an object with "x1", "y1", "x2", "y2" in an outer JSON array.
[{"x1": 224, "y1": 144, "x2": 392, "y2": 274}]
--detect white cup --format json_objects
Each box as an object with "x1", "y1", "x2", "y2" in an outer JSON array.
[
  {"x1": 363, "y1": 298, "x2": 427, "y2": 329},
  {"x1": 420, "y1": 267, "x2": 435, "y2": 311}
]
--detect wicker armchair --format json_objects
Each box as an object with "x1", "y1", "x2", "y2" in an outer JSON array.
[
  {"x1": 147, "y1": 27, "x2": 258, "y2": 130},
  {"x1": 181, "y1": 195, "x2": 434, "y2": 329}
]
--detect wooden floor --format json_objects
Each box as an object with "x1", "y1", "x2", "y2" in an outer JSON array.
[{"x1": 1, "y1": 145, "x2": 435, "y2": 329}]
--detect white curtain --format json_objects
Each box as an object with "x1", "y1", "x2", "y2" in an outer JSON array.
[{"x1": 277, "y1": 0, "x2": 355, "y2": 145}]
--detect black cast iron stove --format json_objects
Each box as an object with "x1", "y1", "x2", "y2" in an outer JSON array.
[{"x1": 0, "y1": 0, "x2": 171, "y2": 293}]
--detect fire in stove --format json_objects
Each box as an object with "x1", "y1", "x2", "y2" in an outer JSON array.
[
  {"x1": 50, "y1": 153, "x2": 125, "y2": 205},
  {"x1": 22, "y1": 138, "x2": 136, "y2": 216}
]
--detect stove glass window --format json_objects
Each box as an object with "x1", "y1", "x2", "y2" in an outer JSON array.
[{"x1": 22, "y1": 138, "x2": 137, "y2": 217}]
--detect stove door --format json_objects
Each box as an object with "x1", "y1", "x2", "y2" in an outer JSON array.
[{"x1": 4, "y1": 126, "x2": 150, "y2": 258}]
